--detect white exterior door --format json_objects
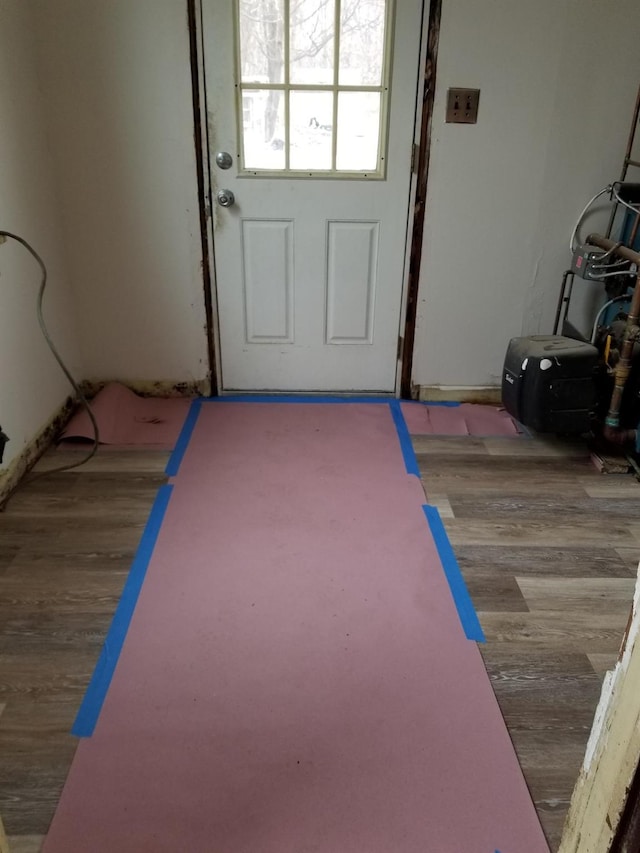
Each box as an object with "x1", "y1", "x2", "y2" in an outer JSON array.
[{"x1": 202, "y1": 0, "x2": 423, "y2": 392}]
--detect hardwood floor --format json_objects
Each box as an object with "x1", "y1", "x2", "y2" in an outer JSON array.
[
  {"x1": 415, "y1": 433, "x2": 640, "y2": 850},
  {"x1": 0, "y1": 432, "x2": 638, "y2": 852},
  {"x1": 0, "y1": 451, "x2": 170, "y2": 852}
]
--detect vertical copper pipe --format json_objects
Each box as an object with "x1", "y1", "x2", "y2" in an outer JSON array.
[
  {"x1": 604, "y1": 270, "x2": 640, "y2": 434},
  {"x1": 586, "y1": 234, "x2": 640, "y2": 439},
  {"x1": 630, "y1": 212, "x2": 640, "y2": 248}
]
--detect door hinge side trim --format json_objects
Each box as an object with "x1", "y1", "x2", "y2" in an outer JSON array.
[
  {"x1": 397, "y1": 335, "x2": 405, "y2": 361},
  {"x1": 411, "y1": 143, "x2": 419, "y2": 174}
]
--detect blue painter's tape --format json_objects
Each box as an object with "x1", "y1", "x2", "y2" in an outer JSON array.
[
  {"x1": 389, "y1": 399, "x2": 420, "y2": 477},
  {"x1": 422, "y1": 504, "x2": 485, "y2": 643},
  {"x1": 165, "y1": 398, "x2": 202, "y2": 477},
  {"x1": 71, "y1": 484, "x2": 174, "y2": 737},
  {"x1": 417, "y1": 400, "x2": 461, "y2": 407},
  {"x1": 200, "y1": 394, "x2": 395, "y2": 404}
]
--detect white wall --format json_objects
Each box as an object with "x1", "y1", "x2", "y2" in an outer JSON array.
[
  {"x1": 34, "y1": 0, "x2": 209, "y2": 385},
  {"x1": 0, "y1": 1, "x2": 82, "y2": 471},
  {"x1": 413, "y1": 0, "x2": 640, "y2": 389},
  {"x1": 22, "y1": 0, "x2": 640, "y2": 394}
]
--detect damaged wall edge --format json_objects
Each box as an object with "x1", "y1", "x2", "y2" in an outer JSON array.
[
  {"x1": 559, "y1": 568, "x2": 640, "y2": 853},
  {"x1": 0, "y1": 378, "x2": 211, "y2": 509},
  {"x1": 0, "y1": 395, "x2": 76, "y2": 509},
  {"x1": 80, "y1": 378, "x2": 211, "y2": 400}
]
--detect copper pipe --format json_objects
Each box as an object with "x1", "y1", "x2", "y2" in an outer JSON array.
[
  {"x1": 586, "y1": 233, "x2": 640, "y2": 266},
  {"x1": 585, "y1": 234, "x2": 640, "y2": 443},
  {"x1": 630, "y1": 212, "x2": 640, "y2": 248}
]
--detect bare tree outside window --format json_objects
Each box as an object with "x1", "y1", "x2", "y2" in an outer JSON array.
[{"x1": 237, "y1": 0, "x2": 388, "y2": 172}]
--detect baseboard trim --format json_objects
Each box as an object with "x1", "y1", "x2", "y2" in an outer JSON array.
[
  {"x1": 418, "y1": 385, "x2": 502, "y2": 405},
  {"x1": 0, "y1": 395, "x2": 76, "y2": 510}
]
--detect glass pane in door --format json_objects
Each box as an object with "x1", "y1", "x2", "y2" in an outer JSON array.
[
  {"x1": 290, "y1": 90, "x2": 333, "y2": 170},
  {"x1": 242, "y1": 89, "x2": 286, "y2": 169},
  {"x1": 290, "y1": 0, "x2": 336, "y2": 85},
  {"x1": 336, "y1": 91, "x2": 380, "y2": 171},
  {"x1": 238, "y1": 0, "x2": 285, "y2": 84},
  {"x1": 338, "y1": 0, "x2": 386, "y2": 85}
]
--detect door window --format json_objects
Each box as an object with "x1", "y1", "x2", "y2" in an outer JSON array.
[{"x1": 236, "y1": 0, "x2": 391, "y2": 177}]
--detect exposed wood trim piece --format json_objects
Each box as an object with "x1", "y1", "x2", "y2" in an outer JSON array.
[
  {"x1": 400, "y1": 0, "x2": 442, "y2": 398},
  {"x1": 0, "y1": 396, "x2": 75, "y2": 510},
  {"x1": 418, "y1": 384, "x2": 502, "y2": 404},
  {"x1": 187, "y1": 0, "x2": 218, "y2": 395}
]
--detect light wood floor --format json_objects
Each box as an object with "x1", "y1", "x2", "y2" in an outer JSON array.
[
  {"x1": 415, "y1": 432, "x2": 640, "y2": 850},
  {"x1": 0, "y1": 433, "x2": 638, "y2": 852},
  {"x1": 0, "y1": 451, "x2": 170, "y2": 853}
]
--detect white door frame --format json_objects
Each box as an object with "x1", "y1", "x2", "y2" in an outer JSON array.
[{"x1": 190, "y1": 0, "x2": 431, "y2": 397}]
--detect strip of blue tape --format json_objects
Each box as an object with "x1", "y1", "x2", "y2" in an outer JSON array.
[
  {"x1": 422, "y1": 504, "x2": 485, "y2": 643},
  {"x1": 200, "y1": 394, "x2": 395, "y2": 404},
  {"x1": 389, "y1": 399, "x2": 420, "y2": 477},
  {"x1": 165, "y1": 397, "x2": 202, "y2": 477},
  {"x1": 71, "y1": 484, "x2": 174, "y2": 737}
]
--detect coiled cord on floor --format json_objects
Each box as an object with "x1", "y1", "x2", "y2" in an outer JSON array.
[{"x1": 0, "y1": 230, "x2": 100, "y2": 476}]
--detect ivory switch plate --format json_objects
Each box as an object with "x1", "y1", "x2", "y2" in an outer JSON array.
[{"x1": 446, "y1": 88, "x2": 480, "y2": 123}]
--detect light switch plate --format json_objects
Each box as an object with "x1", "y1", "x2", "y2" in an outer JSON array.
[{"x1": 446, "y1": 88, "x2": 480, "y2": 123}]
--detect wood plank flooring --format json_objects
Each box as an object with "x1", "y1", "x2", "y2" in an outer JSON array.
[
  {"x1": 415, "y1": 433, "x2": 640, "y2": 850},
  {"x1": 0, "y1": 432, "x2": 638, "y2": 852},
  {"x1": 0, "y1": 452, "x2": 169, "y2": 852}
]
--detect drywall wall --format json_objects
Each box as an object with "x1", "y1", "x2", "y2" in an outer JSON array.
[
  {"x1": 0, "y1": 2, "x2": 82, "y2": 471},
  {"x1": 413, "y1": 0, "x2": 640, "y2": 390},
  {"x1": 34, "y1": 0, "x2": 209, "y2": 386}
]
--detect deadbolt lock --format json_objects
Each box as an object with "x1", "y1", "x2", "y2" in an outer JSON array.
[{"x1": 215, "y1": 151, "x2": 233, "y2": 170}]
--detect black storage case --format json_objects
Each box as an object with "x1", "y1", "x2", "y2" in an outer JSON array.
[{"x1": 502, "y1": 335, "x2": 598, "y2": 433}]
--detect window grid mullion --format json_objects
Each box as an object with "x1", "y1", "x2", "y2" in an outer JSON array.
[
  {"x1": 238, "y1": 84, "x2": 384, "y2": 94},
  {"x1": 284, "y1": 0, "x2": 290, "y2": 170},
  {"x1": 331, "y1": 0, "x2": 341, "y2": 171}
]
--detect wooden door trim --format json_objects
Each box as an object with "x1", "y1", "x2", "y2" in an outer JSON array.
[
  {"x1": 400, "y1": 0, "x2": 442, "y2": 398},
  {"x1": 187, "y1": 0, "x2": 218, "y2": 395}
]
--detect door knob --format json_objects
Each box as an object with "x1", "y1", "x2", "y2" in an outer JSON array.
[
  {"x1": 215, "y1": 151, "x2": 233, "y2": 169},
  {"x1": 216, "y1": 189, "x2": 235, "y2": 208}
]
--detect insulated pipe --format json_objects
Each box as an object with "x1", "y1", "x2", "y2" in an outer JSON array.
[
  {"x1": 586, "y1": 233, "x2": 640, "y2": 444},
  {"x1": 587, "y1": 233, "x2": 640, "y2": 267}
]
